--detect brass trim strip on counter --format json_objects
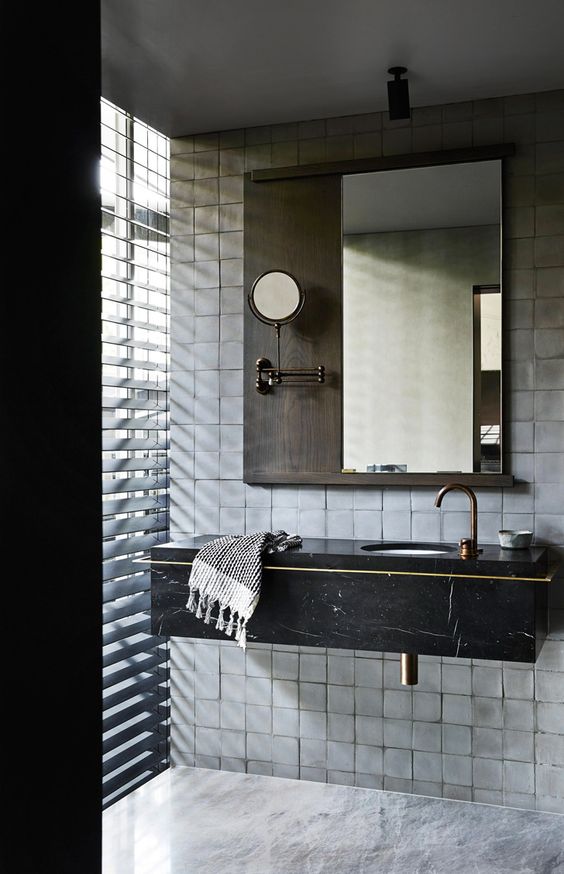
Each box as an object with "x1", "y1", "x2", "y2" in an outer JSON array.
[{"x1": 144, "y1": 558, "x2": 560, "y2": 583}]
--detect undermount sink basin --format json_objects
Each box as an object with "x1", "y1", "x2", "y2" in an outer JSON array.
[{"x1": 361, "y1": 542, "x2": 458, "y2": 556}]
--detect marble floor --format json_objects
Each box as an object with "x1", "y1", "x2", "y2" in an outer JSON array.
[{"x1": 103, "y1": 768, "x2": 564, "y2": 874}]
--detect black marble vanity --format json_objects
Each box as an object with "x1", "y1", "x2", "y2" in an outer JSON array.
[{"x1": 150, "y1": 537, "x2": 556, "y2": 662}]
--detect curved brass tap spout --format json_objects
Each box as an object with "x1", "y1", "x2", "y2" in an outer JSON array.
[{"x1": 434, "y1": 483, "x2": 480, "y2": 558}]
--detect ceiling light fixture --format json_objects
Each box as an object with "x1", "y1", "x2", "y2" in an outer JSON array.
[{"x1": 387, "y1": 66, "x2": 411, "y2": 120}]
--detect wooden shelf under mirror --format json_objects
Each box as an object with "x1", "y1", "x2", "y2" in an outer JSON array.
[
  {"x1": 243, "y1": 144, "x2": 515, "y2": 488},
  {"x1": 246, "y1": 472, "x2": 514, "y2": 486}
]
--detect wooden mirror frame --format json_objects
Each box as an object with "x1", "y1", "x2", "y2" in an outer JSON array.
[{"x1": 243, "y1": 144, "x2": 515, "y2": 487}]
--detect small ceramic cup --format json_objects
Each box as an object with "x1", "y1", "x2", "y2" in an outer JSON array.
[{"x1": 498, "y1": 529, "x2": 533, "y2": 549}]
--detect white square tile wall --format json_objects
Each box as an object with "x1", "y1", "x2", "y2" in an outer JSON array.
[{"x1": 169, "y1": 90, "x2": 564, "y2": 813}]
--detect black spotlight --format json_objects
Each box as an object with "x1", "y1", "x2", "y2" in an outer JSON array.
[{"x1": 387, "y1": 66, "x2": 411, "y2": 120}]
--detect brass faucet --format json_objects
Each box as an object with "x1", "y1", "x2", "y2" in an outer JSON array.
[{"x1": 434, "y1": 483, "x2": 481, "y2": 559}]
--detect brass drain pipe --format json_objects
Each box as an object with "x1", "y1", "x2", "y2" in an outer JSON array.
[{"x1": 400, "y1": 653, "x2": 418, "y2": 685}]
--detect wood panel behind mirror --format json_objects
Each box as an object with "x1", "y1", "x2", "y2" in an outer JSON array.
[{"x1": 244, "y1": 174, "x2": 342, "y2": 477}]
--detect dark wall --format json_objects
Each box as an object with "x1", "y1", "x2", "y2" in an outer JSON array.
[{"x1": 5, "y1": 2, "x2": 102, "y2": 872}]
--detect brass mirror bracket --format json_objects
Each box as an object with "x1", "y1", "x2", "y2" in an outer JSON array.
[
  {"x1": 400, "y1": 653, "x2": 418, "y2": 685},
  {"x1": 255, "y1": 357, "x2": 325, "y2": 394}
]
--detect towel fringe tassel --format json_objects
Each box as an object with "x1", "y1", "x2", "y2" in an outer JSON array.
[
  {"x1": 216, "y1": 606, "x2": 226, "y2": 632},
  {"x1": 195, "y1": 593, "x2": 206, "y2": 620},
  {"x1": 186, "y1": 589, "x2": 245, "y2": 645},
  {"x1": 238, "y1": 620, "x2": 247, "y2": 651},
  {"x1": 204, "y1": 599, "x2": 213, "y2": 624},
  {"x1": 186, "y1": 594, "x2": 247, "y2": 648}
]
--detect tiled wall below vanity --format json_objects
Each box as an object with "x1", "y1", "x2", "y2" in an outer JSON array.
[
  {"x1": 169, "y1": 89, "x2": 564, "y2": 812},
  {"x1": 171, "y1": 640, "x2": 564, "y2": 812}
]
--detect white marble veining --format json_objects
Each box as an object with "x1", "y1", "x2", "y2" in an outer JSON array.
[{"x1": 104, "y1": 768, "x2": 564, "y2": 873}]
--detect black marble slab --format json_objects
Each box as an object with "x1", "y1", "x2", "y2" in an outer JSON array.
[
  {"x1": 152, "y1": 535, "x2": 549, "y2": 579},
  {"x1": 151, "y1": 537, "x2": 555, "y2": 662}
]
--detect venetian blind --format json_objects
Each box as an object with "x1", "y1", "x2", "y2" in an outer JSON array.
[{"x1": 101, "y1": 99, "x2": 170, "y2": 807}]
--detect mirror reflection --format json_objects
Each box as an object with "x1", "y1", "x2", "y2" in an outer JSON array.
[{"x1": 342, "y1": 160, "x2": 502, "y2": 474}]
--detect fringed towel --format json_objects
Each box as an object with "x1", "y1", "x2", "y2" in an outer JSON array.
[{"x1": 186, "y1": 531, "x2": 302, "y2": 650}]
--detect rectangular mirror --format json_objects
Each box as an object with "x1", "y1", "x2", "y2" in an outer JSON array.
[
  {"x1": 245, "y1": 144, "x2": 514, "y2": 485},
  {"x1": 342, "y1": 160, "x2": 502, "y2": 475}
]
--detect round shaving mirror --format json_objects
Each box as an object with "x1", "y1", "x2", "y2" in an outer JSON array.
[{"x1": 248, "y1": 270, "x2": 305, "y2": 325}]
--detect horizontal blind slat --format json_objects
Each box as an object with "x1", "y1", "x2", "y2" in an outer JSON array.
[
  {"x1": 103, "y1": 696, "x2": 164, "y2": 733},
  {"x1": 102, "y1": 354, "x2": 167, "y2": 372},
  {"x1": 102, "y1": 335, "x2": 168, "y2": 353},
  {"x1": 103, "y1": 592, "x2": 151, "y2": 624},
  {"x1": 102, "y1": 570, "x2": 152, "y2": 599},
  {"x1": 103, "y1": 415, "x2": 168, "y2": 431},
  {"x1": 102, "y1": 273, "x2": 167, "y2": 291},
  {"x1": 102, "y1": 397, "x2": 168, "y2": 412},
  {"x1": 103, "y1": 712, "x2": 167, "y2": 758},
  {"x1": 102, "y1": 313, "x2": 169, "y2": 333},
  {"x1": 102, "y1": 456, "x2": 168, "y2": 473},
  {"x1": 103, "y1": 515, "x2": 167, "y2": 538},
  {"x1": 103, "y1": 494, "x2": 168, "y2": 516},
  {"x1": 102, "y1": 292, "x2": 168, "y2": 314},
  {"x1": 102, "y1": 750, "x2": 167, "y2": 800},
  {"x1": 102, "y1": 224, "x2": 169, "y2": 248},
  {"x1": 101, "y1": 274, "x2": 168, "y2": 295},
  {"x1": 103, "y1": 634, "x2": 163, "y2": 668},
  {"x1": 103, "y1": 740, "x2": 166, "y2": 780},
  {"x1": 102, "y1": 768, "x2": 163, "y2": 810},
  {"x1": 100, "y1": 154, "x2": 169, "y2": 193},
  {"x1": 103, "y1": 650, "x2": 164, "y2": 690},
  {"x1": 101, "y1": 256, "x2": 168, "y2": 279},
  {"x1": 102, "y1": 377, "x2": 169, "y2": 392},
  {"x1": 102, "y1": 475, "x2": 169, "y2": 496},
  {"x1": 101, "y1": 218, "x2": 169, "y2": 245},
  {"x1": 103, "y1": 534, "x2": 163, "y2": 560},
  {"x1": 103, "y1": 437, "x2": 169, "y2": 451},
  {"x1": 103, "y1": 617, "x2": 151, "y2": 646},
  {"x1": 103, "y1": 673, "x2": 168, "y2": 712}
]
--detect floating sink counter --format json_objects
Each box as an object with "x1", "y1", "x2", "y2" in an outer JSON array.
[{"x1": 150, "y1": 537, "x2": 557, "y2": 664}]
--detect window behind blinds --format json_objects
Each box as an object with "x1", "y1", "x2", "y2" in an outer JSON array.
[{"x1": 101, "y1": 99, "x2": 170, "y2": 808}]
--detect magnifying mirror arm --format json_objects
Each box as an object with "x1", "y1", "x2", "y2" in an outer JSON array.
[
  {"x1": 255, "y1": 354, "x2": 326, "y2": 394},
  {"x1": 249, "y1": 271, "x2": 326, "y2": 393},
  {"x1": 275, "y1": 323, "x2": 281, "y2": 373}
]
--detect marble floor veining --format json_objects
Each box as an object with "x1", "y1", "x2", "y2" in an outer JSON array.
[{"x1": 103, "y1": 767, "x2": 564, "y2": 874}]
